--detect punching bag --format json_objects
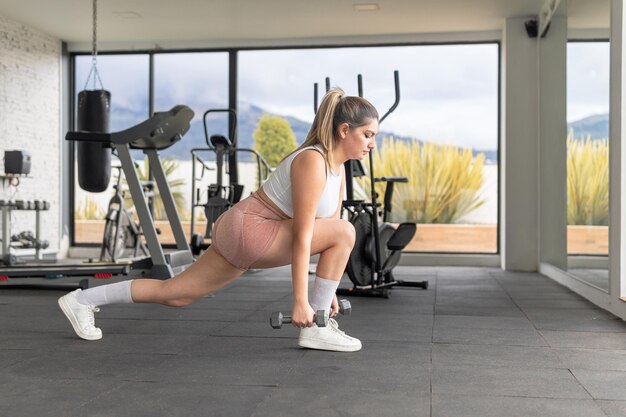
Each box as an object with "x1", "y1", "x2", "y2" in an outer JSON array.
[{"x1": 77, "y1": 89, "x2": 111, "y2": 193}]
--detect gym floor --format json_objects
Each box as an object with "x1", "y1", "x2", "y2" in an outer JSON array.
[{"x1": 1, "y1": 266, "x2": 626, "y2": 417}]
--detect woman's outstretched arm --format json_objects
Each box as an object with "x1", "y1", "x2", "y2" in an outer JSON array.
[{"x1": 289, "y1": 150, "x2": 327, "y2": 327}]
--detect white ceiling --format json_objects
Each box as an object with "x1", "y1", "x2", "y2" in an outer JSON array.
[{"x1": 0, "y1": 0, "x2": 610, "y2": 50}]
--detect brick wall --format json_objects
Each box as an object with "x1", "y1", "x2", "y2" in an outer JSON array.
[{"x1": 0, "y1": 14, "x2": 62, "y2": 254}]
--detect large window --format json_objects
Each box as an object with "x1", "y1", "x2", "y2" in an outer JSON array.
[
  {"x1": 71, "y1": 43, "x2": 499, "y2": 255},
  {"x1": 239, "y1": 44, "x2": 499, "y2": 253}
]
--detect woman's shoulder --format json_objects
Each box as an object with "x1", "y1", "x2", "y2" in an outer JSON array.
[
  {"x1": 291, "y1": 147, "x2": 326, "y2": 174},
  {"x1": 293, "y1": 147, "x2": 325, "y2": 163}
]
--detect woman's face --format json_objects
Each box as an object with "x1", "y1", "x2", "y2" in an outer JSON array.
[{"x1": 340, "y1": 118, "x2": 379, "y2": 160}]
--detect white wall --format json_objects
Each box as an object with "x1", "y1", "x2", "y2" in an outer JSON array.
[
  {"x1": 0, "y1": 14, "x2": 62, "y2": 254},
  {"x1": 501, "y1": 17, "x2": 539, "y2": 271},
  {"x1": 538, "y1": 16, "x2": 567, "y2": 269}
]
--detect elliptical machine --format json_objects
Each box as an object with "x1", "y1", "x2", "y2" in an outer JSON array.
[
  {"x1": 315, "y1": 71, "x2": 428, "y2": 298},
  {"x1": 201, "y1": 109, "x2": 244, "y2": 240},
  {"x1": 189, "y1": 108, "x2": 272, "y2": 255}
]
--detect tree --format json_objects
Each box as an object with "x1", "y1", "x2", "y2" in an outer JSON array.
[{"x1": 253, "y1": 114, "x2": 297, "y2": 168}]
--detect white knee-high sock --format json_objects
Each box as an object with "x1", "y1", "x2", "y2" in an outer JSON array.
[
  {"x1": 76, "y1": 280, "x2": 134, "y2": 307},
  {"x1": 309, "y1": 276, "x2": 339, "y2": 312}
]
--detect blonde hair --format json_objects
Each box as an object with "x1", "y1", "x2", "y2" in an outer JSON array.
[{"x1": 295, "y1": 88, "x2": 379, "y2": 168}]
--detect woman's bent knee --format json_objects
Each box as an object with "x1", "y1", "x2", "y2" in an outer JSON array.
[{"x1": 337, "y1": 219, "x2": 356, "y2": 248}]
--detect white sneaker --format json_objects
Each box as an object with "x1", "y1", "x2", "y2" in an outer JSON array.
[
  {"x1": 58, "y1": 289, "x2": 102, "y2": 341},
  {"x1": 298, "y1": 318, "x2": 362, "y2": 352}
]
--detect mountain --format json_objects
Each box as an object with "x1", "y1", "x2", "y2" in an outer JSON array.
[
  {"x1": 108, "y1": 104, "x2": 609, "y2": 164},
  {"x1": 567, "y1": 113, "x2": 609, "y2": 141}
]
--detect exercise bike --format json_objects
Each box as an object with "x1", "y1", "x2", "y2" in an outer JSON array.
[
  {"x1": 313, "y1": 71, "x2": 428, "y2": 297},
  {"x1": 99, "y1": 164, "x2": 150, "y2": 262}
]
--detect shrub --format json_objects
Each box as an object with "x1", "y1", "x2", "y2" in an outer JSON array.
[
  {"x1": 253, "y1": 114, "x2": 297, "y2": 168},
  {"x1": 567, "y1": 134, "x2": 608, "y2": 225},
  {"x1": 358, "y1": 137, "x2": 486, "y2": 224}
]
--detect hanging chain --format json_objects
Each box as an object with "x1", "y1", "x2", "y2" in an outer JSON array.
[
  {"x1": 84, "y1": 0, "x2": 104, "y2": 90},
  {"x1": 92, "y1": 0, "x2": 97, "y2": 63}
]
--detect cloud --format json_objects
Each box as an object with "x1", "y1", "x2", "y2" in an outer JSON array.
[
  {"x1": 75, "y1": 41, "x2": 609, "y2": 150},
  {"x1": 567, "y1": 42, "x2": 610, "y2": 122},
  {"x1": 237, "y1": 44, "x2": 499, "y2": 148}
]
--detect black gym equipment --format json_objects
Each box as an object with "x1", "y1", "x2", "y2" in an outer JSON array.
[
  {"x1": 76, "y1": 89, "x2": 112, "y2": 193},
  {"x1": 315, "y1": 71, "x2": 428, "y2": 298},
  {"x1": 189, "y1": 108, "x2": 272, "y2": 256},
  {"x1": 67, "y1": 105, "x2": 196, "y2": 279},
  {"x1": 99, "y1": 165, "x2": 150, "y2": 262},
  {"x1": 4, "y1": 150, "x2": 31, "y2": 175}
]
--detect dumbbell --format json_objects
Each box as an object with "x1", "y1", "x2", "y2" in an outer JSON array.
[
  {"x1": 338, "y1": 299, "x2": 351, "y2": 316},
  {"x1": 270, "y1": 309, "x2": 329, "y2": 329}
]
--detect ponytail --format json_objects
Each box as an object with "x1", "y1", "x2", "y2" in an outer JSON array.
[{"x1": 296, "y1": 88, "x2": 379, "y2": 169}]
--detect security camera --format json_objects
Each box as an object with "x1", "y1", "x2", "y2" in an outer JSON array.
[{"x1": 525, "y1": 19, "x2": 538, "y2": 38}]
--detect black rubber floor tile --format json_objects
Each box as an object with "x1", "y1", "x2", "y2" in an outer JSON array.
[
  {"x1": 434, "y1": 326, "x2": 547, "y2": 347},
  {"x1": 71, "y1": 381, "x2": 274, "y2": 417},
  {"x1": 4, "y1": 350, "x2": 175, "y2": 382},
  {"x1": 432, "y1": 364, "x2": 591, "y2": 399},
  {"x1": 596, "y1": 400, "x2": 626, "y2": 417},
  {"x1": 146, "y1": 340, "x2": 303, "y2": 386},
  {"x1": 284, "y1": 343, "x2": 431, "y2": 388},
  {"x1": 98, "y1": 304, "x2": 256, "y2": 322},
  {"x1": 540, "y1": 330, "x2": 626, "y2": 350},
  {"x1": 434, "y1": 305, "x2": 526, "y2": 318},
  {"x1": 432, "y1": 394, "x2": 607, "y2": 417},
  {"x1": 95, "y1": 317, "x2": 230, "y2": 336},
  {"x1": 0, "y1": 375, "x2": 125, "y2": 417},
  {"x1": 251, "y1": 384, "x2": 430, "y2": 417},
  {"x1": 572, "y1": 370, "x2": 626, "y2": 400},
  {"x1": 433, "y1": 343, "x2": 564, "y2": 369}
]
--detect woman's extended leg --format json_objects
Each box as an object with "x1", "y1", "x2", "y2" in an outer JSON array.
[
  {"x1": 58, "y1": 247, "x2": 244, "y2": 340},
  {"x1": 131, "y1": 247, "x2": 245, "y2": 307}
]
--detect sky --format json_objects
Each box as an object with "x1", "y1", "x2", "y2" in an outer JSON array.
[
  {"x1": 567, "y1": 42, "x2": 610, "y2": 122},
  {"x1": 76, "y1": 41, "x2": 609, "y2": 152}
]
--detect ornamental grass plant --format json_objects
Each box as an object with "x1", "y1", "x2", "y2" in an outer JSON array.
[
  {"x1": 567, "y1": 134, "x2": 608, "y2": 226},
  {"x1": 357, "y1": 137, "x2": 486, "y2": 224}
]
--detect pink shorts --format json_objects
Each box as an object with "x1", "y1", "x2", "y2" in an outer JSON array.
[{"x1": 211, "y1": 192, "x2": 289, "y2": 270}]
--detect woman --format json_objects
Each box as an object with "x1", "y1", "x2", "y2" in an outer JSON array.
[{"x1": 59, "y1": 88, "x2": 378, "y2": 352}]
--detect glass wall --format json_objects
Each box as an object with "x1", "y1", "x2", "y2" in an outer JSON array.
[
  {"x1": 239, "y1": 44, "x2": 499, "y2": 253},
  {"x1": 566, "y1": 41, "x2": 610, "y2": 290}
]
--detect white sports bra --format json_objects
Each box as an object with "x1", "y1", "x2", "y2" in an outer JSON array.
[{"x1": 261, "y1": 145, "x2": 343, "y2": 218}]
